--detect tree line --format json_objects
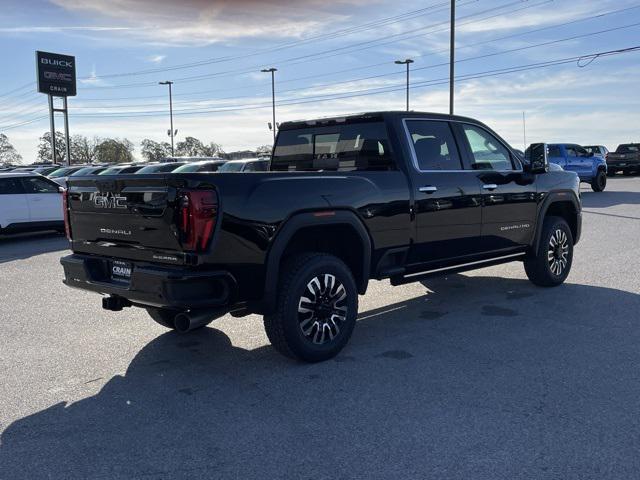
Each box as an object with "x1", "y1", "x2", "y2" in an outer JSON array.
[{"x1": 0, "y1": 132, "x2": 273, "y2": 165}]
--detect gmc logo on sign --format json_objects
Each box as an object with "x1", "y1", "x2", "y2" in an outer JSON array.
[
  {"x1": 93, "y1": 193, "x2": 127, "y2": 209},
  {"x1": 44, "y1": 71, "x2": 73, "y2": 82}
]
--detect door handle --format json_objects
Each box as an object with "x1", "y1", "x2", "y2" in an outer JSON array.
[
  {"x1": 482, "y1": 184, "x2": 498, "y2": 191},
  {"x1": 418, "y1": 186, "x2": 438, "y2": 193}
]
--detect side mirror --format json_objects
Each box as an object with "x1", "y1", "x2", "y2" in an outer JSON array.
[{"x1": 524, "y1": 143, "x2": 549, "y2": 174}]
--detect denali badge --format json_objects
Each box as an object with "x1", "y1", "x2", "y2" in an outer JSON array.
[
  {"x1": 93, "y1": 193, "x2": 127, "y2": 209},
  {"x1": 100, "y1": 228, "x2": 132, "y2": 236}
]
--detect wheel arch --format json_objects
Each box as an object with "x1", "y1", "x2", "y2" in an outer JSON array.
[
  {"x1": 532, "y1": 191, "x2": 581, "y2": 252},
  {"x1": 260, "y1": 210, "x2": 372, "y2": 314}
]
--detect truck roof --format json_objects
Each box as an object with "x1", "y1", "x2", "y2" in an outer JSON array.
[{"x1": 279, "y1": 111, "x2": 483, "y2": 130}]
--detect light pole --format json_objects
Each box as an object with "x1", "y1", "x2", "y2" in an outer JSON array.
[
  {"x1": 449, "y1": 0, "x2": 455, "y2": 115},
  {"x1": 159, "y1": 81, "x2": 175, "y2": 156},
  {"x1": 261, "y1": 68, "x2": 277, "y2": 145},
  {"x1": 394, "y1": 59, "x2": 414, "y2": 111}
]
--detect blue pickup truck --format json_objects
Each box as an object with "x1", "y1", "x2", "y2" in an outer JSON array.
[{"x1": 548, "y1": 143, "x2": 607, "y2": 192}]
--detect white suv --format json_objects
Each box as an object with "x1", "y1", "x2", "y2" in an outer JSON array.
[{"x1": 0, "y1": 172, "x2": 64, "y2": 234}]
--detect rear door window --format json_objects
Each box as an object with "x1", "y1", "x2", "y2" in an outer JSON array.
[
  {"x1": 272, "y1": 122, "x2": 394, "y2": 172},
  {"x1": 21, "y1": 177, "x2": 59, "y2": 194},
  {"x1": 0, "y1": 177, "x2": 25, "y2": 195},
  {"x1": 405, "y1": 120, "x2": 462, "y2": 171}
]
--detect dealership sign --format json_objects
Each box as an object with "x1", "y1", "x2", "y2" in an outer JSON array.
[{"x1": 36, "y1": 51, "x2": 76, "y2": 96}]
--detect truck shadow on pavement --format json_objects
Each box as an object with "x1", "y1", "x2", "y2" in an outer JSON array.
[
  {"x1": 2, "y1": 275, "x2": 640, "y2": 479},
  {"x1": 580, "y1": 189, "x2": 640, "y2": 209},
  {"x1": 0, "y1": 232, "x2": 68, "y2": 264}
]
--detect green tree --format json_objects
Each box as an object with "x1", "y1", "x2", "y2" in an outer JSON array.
[
  {"x1": 94, "y1": 138, "x2": 134, "y2": 164},
  {"x1": 71, "y1": 135, "x2": 100, "y2": 164},
  {"x1": 176, "y1": 136, "x2": 205, "y2": 156},
  {"x1": 140, "y1": 139, "x2": 172, "y2": 162},
  {"x1": 37, "y1": 131, "x2": 67, "y2": 163},
  {"x1": 202, "y1": 141, "x2": 224, "y2": 157},
  {"x1": 0, "y1": 133, "x2": 23, "y2": 164}
]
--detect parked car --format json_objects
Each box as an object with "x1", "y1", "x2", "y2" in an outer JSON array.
[
  {"x1": 583, "y1": 145, "x2": 608, "y2": 158},
  {"x1": 218, "y1": 158, "x2": 270, "y2": 172},
  {"x1": 135, "y1": 162, "x2": 187, "y2": 174},
  {"x1": 98, "y1": 165, "x2": 146, "y2": 175},
  {"x1": 62, "y1": 111, "x2": 582, "y2": 362},
  {"x1": 0, "y1": 172, "x2": 64, "y2": 235},
  {"x1": 548, "y1": 143, "x2": 607, "y2": 192},
  {"x1": 606, "y1": 144, "x2": 640, "y2": 176},
  {"x1": 172, "y1": 160, "x2": 227, "y2": 173}
]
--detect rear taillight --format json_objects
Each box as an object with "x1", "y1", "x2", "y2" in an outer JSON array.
[
  {"x1": 177, "y1": 190, "x2": 218, "y2": 252},
  {"x1": 62, "y1": 189, "x2": 72, "y2": 240}
]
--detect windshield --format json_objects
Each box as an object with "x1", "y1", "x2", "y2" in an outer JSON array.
[
  {"x1": 48, "y1": 167, "x2": 75, "y2": 177},
  {"x1": 218, "y1": 162, "x2": 245, "y2": 172},
  {"x1": 71, "y1": 167, "x2": 101, "y2": 176},
  {"x1": 173, "y1": 162, "x2": 225, "y2": 173},
  {"x1": 98, "y1": 166, "x2": 124, "y2": 175},
  {"x1": 135, "y1": 163, "x2": 185, "y2": 174}
]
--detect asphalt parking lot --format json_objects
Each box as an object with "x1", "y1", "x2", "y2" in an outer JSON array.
[{"x1": 0, "y1": 176, "x2": 639, "y2": 479}]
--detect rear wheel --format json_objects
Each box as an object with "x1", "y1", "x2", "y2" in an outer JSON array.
[
  {"x1": 146, "y1": 307, "x2": 178, "y2": 329},
  {"x1": 591, "y1": 170, "x2": 606, "y2": 192},
  {"x1": 524, "y1": 216, "x2": 573, "y2": 287},
  {"x1": 263, "y1": 253, "x2": 358, "y2": 362}
]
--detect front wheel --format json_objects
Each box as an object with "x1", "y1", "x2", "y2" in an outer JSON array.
[
  {"x1": 263, "y1": 253, "x2": 358, "y2": 362},
  {"x1": 524, "y1": 216, "x2": 573, "y2": 287},
  {"x1": 591, "y1": 170, "x2": 606, "y2": 192}
]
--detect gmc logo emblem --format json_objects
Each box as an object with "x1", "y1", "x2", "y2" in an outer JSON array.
[
  {"x1": 41, "y1": 58, "x2": 73, "y2": 68},
  {"x1": 44, "y1": 71, "x2": 73, "y2": 81},
  {"x1": 93, "y1": 193, "x2": 127, "y2": 209}
]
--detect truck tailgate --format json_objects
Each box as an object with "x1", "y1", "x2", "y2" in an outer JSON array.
[{"x1": 66, "y1": 175, "x2": 191, "y2": 265}]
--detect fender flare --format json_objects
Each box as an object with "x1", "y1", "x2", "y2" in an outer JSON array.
[
  {"x1": 260, "y1": 210, "x2": 372, "y2": 314},
  {"x1": 532, "y1": 190, "x2": 581, "y2": 252}
]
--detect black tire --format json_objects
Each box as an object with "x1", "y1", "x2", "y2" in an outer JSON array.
[
  {"x1": 263, "y1": 253, "x2": 358, "y2": 363},
  {"x1": 623, "y1": 169, "x2": 633, "y2": 176},
  {"x1": 607, "y1": 170, "x2": 616, "y2": 177},
  {"x1": 146, "y1": 307, "x2": 178, "y2": 329},
  {"x1": 524, "y1": 216, "x2": 573, "y2": 287},
  {"x1": 590, "y1": 170, "x2": 606, "y2": 192}
]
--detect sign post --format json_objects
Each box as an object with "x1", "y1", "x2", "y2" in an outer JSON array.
[{"x1": 36, "y1": 51, "x2": 76, "y2": 166}]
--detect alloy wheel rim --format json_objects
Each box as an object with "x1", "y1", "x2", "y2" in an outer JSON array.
[
  {"x1": 297, "y1": 274, "x2": 348, "y2": 345},
  {"x1": 547, "y1": 228, "x2": 569, "y2": 276}
]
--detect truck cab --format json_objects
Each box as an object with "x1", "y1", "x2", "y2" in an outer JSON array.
[{"x1": 548, "y1": 143, "x2": 607, "y2": 192}]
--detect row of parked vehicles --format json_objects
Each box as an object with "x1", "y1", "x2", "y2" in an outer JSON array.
[
  {"x1": 535, "y1": 143, "x2": 640, "y2": 193},
  {"x1": 0, "y1": 157, "x2": 270, "y2": 235}
]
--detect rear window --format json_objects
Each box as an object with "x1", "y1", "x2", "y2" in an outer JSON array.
[
  {"x1": 272, "y1": 122, "x2": 394, "y2": 172},
  {"x1": 616, "y1": 144, "x2": 639, "y2": 153}
]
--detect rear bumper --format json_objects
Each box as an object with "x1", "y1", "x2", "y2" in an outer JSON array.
[
  {"x1": 61, "y1": 254, "x2": 237, "y2": 310},
  {"x1": 607, "y1": 159, "x2": 640, "y2": 169}
]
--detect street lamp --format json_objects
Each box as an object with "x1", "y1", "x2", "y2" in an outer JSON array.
[
  {"x1": 261, "y1": 68, "x2": 277, "y2": 145},
  {"x1": 159, "y1": 81, "x2": 175, "y2": 155},
  {"x1": 394, "y1": 59, "x2": 414, "y2": 111},
  {"x1": 449, "y1": 0, "x2": 456, "y2": 115}
]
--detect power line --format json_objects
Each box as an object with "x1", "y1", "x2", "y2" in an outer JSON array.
[
  {"x1": 33, "y1": 20, "x2": 640, "y2": 115},
  {"x1": 77, "y1": 0, "x2": 539, "y2": 91}
]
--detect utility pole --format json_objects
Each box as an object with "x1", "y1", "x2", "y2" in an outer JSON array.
[
  {"x1": 449, "y1": 0, "x2": 455, "y2": 115},
  {"x1": 261, "y1": 68, "x2": 277, "y2": 146},
  {"x1": 523, "y1": 111, "x2": 527, "y2": 150},
  {"x1": 394, "y1": 59, "x2": 414, "y2": 111},
  {"x1": 159, "y1": 81, "x2": 175, "y2": 155}
]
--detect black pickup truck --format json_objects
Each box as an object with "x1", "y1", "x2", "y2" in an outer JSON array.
[
  {"x1": 61, "y1": 112, "x2": 582, "y2": 362},
  {"x1": 606, "y1": 143, "x2": 640, "y2": 175}
]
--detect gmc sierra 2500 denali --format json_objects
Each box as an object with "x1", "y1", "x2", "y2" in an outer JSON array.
[{"x1": 61, "y1": 112, "x2": 582, "y2": 362}]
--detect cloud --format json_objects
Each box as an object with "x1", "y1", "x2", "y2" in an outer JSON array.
[
  {"x1": 0, "y1": 26, "x2": 132, "y2": 33},
  {"x1": 79, "y1": 65, "x2": 110, "y2": 86},
  {"x1": 49, "y1": 0, "x2": 375, "y2": 46},
  {"x1": 146, "y1": 54, "x2": 166, "y2": 64}
]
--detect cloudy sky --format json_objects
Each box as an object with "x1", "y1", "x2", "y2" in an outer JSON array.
[{"x1": 1, "y1": 0, "x2": 639, "y2": 162}]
